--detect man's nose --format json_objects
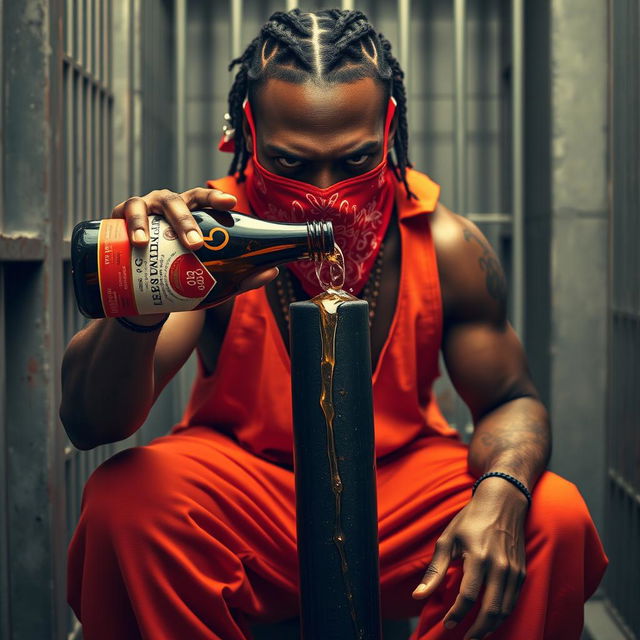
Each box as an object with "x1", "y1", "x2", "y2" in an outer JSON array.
[{"x1": 309, "y1": 165, "x2": 340, "y2": 190}]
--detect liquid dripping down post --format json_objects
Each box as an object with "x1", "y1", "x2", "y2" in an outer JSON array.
[
  {"x1": 314, "y1": 246, "x2": 363, "y2": 635},
  {"x1": 311, "y1": 287, "x2": 362, "y2": 639}
]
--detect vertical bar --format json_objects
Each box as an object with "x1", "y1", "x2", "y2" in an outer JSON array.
[
  {"x1": 453, "y1": 0, "x2": 467, "y2": 215},
  {"x1": 0, "y1": 8, "x2": 5, "y2": 631},
  {"x1": 75, "y1": 72, "x2": 83, "y2": 229},
  {"x1": 76, "y1": 0, "x2": 84, "y2": 67},
  {"x1": 286, "y1": 0, "x2": 297, "y2": 12},
  {"x1": 0, "y1": 267, "x2": 9, "y2": 640},
  {"x1": 131, "y1": 0, "x2": 143, "y2": 197},
  {"x1": 398, "y1": 0, "x2": 411, "y2": 98},
  {"x1": 341, "y1": 0, "x2": 354, "y2": 10},
  {"x1": 87, "y1": 0, "x2": 93, "y2": 74},
  {"x1": 511, "y1": 0, "x2": 525, "y2": 337},
  {"x1": 85, "y1": 81, "x2": 93, "y2": 223},
  {"x1": 93, "y1": 87, "x2": 98, "y2": 218},
  {"x1": 65, "y1": 65, "x2": 74, "y2": 236},
  {"x1": 231, "y1": 0, "x2": 243, "y2": 60},
  {"x1": 175, "y1": 0, "x2": 186, "y2": 191},
  {"x1": 97, "y1": 95, "x2": 103, "y2": 218},
  {"x1": 107, "y1": 0, "x2": 112, "y2": 90},
  {"x1": 66, "y1": 0, "x2": 73, "y2": 56},
  {"x1": 97, "y1": 0, "x2": 103, "y2": 83},
  {"x1": 82, "y1": 0, "x2": 88, "y2": 67}
]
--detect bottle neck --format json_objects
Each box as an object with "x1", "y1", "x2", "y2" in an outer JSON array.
[{"x1": 306, "y1": 220, "x2": 335, "y2": 262}]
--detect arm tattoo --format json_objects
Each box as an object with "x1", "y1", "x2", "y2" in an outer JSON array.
[
  {"x1": 469, "y1": 402, "x2": 551, "y2": 486},
  {"x1": 463, "y1": 228, "x2": 508, "y2": 303}
]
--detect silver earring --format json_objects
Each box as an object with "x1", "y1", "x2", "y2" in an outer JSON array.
[{"x1": 222, "y1": 113, "x2": 236, "y2": 142}]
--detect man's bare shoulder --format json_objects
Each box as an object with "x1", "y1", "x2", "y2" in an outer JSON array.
[{"x1": 429, "y1": 202, "x2": 508, "y2": 326}]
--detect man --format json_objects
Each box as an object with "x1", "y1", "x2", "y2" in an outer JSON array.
[{"x1": 62, "y1": 9, "x2": 607, "y2": 639}]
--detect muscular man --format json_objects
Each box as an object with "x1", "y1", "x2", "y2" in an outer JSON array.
[{"x1": 62, "y1": 9, "x2": 607, "y2": 640}]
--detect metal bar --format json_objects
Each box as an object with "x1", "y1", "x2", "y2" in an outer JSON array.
[
  {"x1": 67, "y1": 612, "x2": 83, "y2": 640},
  {"x1": 0, "y1": 266, "x2": 10, "y2": 640},
  {"x1": 77, "y1": 0, "x2": 84, "y2": 67},
  {"x1": 65, "y1": 64, "x2": 74, "y2": 236},
  {"x1": 97, "y1": 92, "x2": 103, "y2": 219},
  {"x1": 608, "y1": 469, "x2": 640, "y2": 508},
  {"x1": 175, "y1": 0, "x2": 186, "y2": 191},
  {"x1": 107, "y1": 0, "x2": 112, "y2": 90},
  {"x1": 75, "y1": 72, "x2": 84, "y2": 229},
  {"x1": 49, "y1": 0, "x2": 69, "y2": 633},
  {"x1": 66, "y1": 0, "x2": 73, "y2": 56},
  {"x1": 98, "y1": 0, "x2": 103, "y2": 83},
  {"x1": 466, "y1": 213, "x2": 513, "y2": 224},
  {"x1": 231, "y1": 0, "x2": 243, "y2": 60},
  {"x1": 511, "y1": 0, "x2": 525, "y2": 337},
  {"x1": 0, "y1": 235, "x2": 46, "y2": 261},
  {"x1": 453, "y1": 0, "x2": 467, "y2": 215},
  {"x1": 87, "y1": 0, "x2": 93, "y2": 74},
  {"x1": 62, "y1": 55, "x2": 113, "y2": 100},
  {"x1": 85, "y1": 81, "x2": 93, "y2": 225},
  {"x1": 398, "y1": 0, "x2": 411, "y2": 98}
]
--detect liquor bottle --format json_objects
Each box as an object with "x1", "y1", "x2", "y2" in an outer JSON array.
[{"x1": 71, "y1": 210, "x2": 334, "y2": 318}]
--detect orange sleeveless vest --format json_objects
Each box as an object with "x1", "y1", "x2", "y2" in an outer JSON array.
[{"x1": 173, "y1": 168, "x2": 459, "y2": 465}]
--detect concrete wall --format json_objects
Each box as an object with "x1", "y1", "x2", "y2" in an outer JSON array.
[{"x1": 525, "y1": 0, "x2": 608, "y2": 531}]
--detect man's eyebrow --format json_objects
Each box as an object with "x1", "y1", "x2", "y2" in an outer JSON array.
[{"x1": 263, "y1": 140, "x2": 381, "y2": 159}]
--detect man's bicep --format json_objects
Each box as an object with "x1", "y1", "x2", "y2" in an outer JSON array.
[
  {"x1": 442, "y1": 320, "x2": 538, "y2": 422},
  {"x1": 433, "y1": 205, "x2": 539, "y2": 420}
]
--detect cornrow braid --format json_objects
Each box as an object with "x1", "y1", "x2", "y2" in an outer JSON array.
[
  {"x1": 379, "y1": 33, "x2": 415, "y2": 199},
  {"x1": 225, "y1": 9, "x2": 415, "y2": 198}
]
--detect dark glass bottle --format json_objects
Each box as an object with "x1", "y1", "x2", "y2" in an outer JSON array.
[{"x1": 71, "y1": 210, "x2": 334, "y2": 318}]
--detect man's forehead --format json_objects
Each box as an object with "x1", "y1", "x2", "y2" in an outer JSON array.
[{"x1": 252, "y1": 77, "x2": 386, "y2": 137}]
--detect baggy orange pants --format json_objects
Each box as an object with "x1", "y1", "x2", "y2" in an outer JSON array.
[{"x1": 67, "y1": 426, "x2": 607, "y2": 639}]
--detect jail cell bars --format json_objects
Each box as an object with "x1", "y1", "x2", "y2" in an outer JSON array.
[
  {"x1": 607, "y1": 1, "x2": 640, "y2": 637},
  {"x1": 62, "y1": 0, "x2": 116, "y2": 638}
]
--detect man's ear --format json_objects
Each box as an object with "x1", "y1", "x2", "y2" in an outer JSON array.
[{"x1": 242, "y1": 116, "x2": 253, "y2": 154}]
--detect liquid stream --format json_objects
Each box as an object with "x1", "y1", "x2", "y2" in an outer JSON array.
[{"x1": 311, "y1": 246, "x2": 364, "y2": 639}]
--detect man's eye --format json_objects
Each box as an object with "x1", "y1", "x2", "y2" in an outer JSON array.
[
  {"x1": 346, "y1": 154, "x2": 371, "y2": 167},
  {"x1": 275, "y1": 156, "x2": 302, "y2": 169}
]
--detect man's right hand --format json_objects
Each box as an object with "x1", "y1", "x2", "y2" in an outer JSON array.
[
  {"x1": 111, "y1": 187, "x2": 237, "y2": 249},
  {"x1": 111, "y1": 187, "x2": 278, "y2": 316}
]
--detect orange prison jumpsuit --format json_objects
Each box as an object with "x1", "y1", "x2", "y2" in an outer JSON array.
[{"x1": 67, "y1": 169, "x2": 608, "y2": 639}]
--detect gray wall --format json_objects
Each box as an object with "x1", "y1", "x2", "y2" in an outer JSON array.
[{"x1": 546, "y1": 0, "x2": 608, "y2": 531}]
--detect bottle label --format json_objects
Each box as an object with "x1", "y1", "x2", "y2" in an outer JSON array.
[{"x1": 98, "y1": 216, "x2": 216, "y2": 316}]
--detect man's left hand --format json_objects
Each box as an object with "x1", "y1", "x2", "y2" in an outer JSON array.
[{"x1": 412, "y1": 477, "x2": 529, "y2": 639}]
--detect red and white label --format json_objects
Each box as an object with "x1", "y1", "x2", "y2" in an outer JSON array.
[{"x1": 97, "y1": 216, "x2": 216, "y2": 317}]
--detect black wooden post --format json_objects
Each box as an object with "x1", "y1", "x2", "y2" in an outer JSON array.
[{"x1": 290, "y1": 299, "x2": 381, "y2": 640}]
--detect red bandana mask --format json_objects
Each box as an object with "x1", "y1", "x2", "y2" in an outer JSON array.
[{"x1": 242, "y1": 97, "x2": 397, "y2": 297}]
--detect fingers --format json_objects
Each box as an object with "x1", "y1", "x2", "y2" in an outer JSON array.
[
  {"x1": 499, "y1": 565, "x2": 526, "y2": 623},
  {"x1": 412, "y1": 535, "x2": 454, "y2": 600},
  {"x1": 237, "y1": 267, "x2": 279, "y2": 294},
  {"x1": 111, "y1": 187, "x2": 238, "y2": 251},
  {"x1": 146, "y1": 190, "x2": 203, "y2": 249},
  {"x1": 112, "y1": 197, "x2": 150, "y2": 247},
  {"x1": 182, "y1": 187, "x2": 237, "y2": 211},
  {"x1": 441, "y1": 554, "x2": 486, "y2": 632},
  {"x1": 462, "y1": 561, "x2": 509, "y2": 640}
]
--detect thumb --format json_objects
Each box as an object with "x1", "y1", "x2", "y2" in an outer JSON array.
[{"x1": 412, "y1": 536, "x2": 454, "y2": 600}]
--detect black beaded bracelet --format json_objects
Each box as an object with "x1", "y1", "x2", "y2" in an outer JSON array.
[
  {"x1": 115, "y1": 314, "x2": 169, "y2": 333},
  {"x1": 472, "y1": 471, "x2": 532, "y2": 507}
]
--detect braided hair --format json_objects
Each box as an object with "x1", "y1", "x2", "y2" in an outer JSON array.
[{"x1": 226, "y1": 8, "x2": 415, "y2": 199}]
